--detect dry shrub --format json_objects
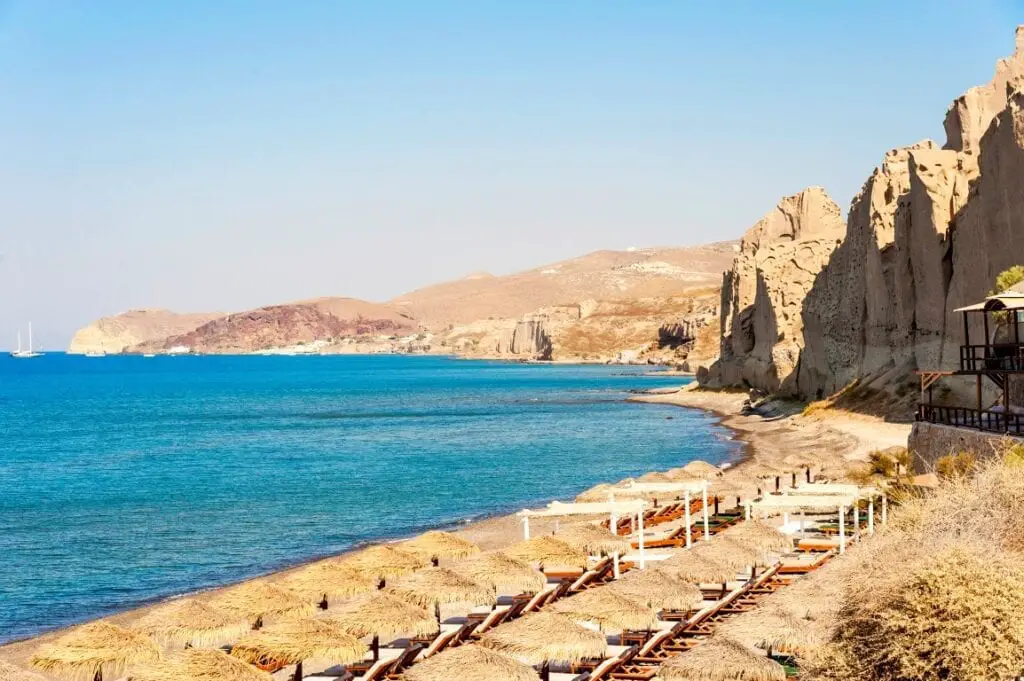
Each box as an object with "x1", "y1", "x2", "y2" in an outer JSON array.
[
  {"x1": 935, "y1": 451, "x2": 976, "y2": 479},
  {"x1": 805, "y1": 546, "x2": 1024, "y2": 681}
]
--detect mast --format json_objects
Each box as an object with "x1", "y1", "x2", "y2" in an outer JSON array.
[
  {"x1": 28, "y1": 323, "x2": 33, "y2": 353},
  {"x1": 16, "y1": 329, "x2": 22, "y2": 354}
]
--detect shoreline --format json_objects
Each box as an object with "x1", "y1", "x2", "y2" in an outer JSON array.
[{"x1": 0, "y1": 382, "x2": 910, "y2": 674}]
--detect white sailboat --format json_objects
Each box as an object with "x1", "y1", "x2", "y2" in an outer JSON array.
[{"x1": 11, "y1": 323, "x2": 42, "y2": 358}]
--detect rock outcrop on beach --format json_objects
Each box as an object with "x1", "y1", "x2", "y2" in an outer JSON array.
[
  {"x1": 68, "y1": 309, "x2": 223, "y2": 355},
  {"x1": 703, "y1": 26, "x2": 1024, "y2": 415},
  {"x1": 129, "y1": 298, "x2": 419, "y2": 355}
]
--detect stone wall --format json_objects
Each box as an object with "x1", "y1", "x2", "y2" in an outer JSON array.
[{"x1": 908, "y1": 421, "x2": 1022, "y2": 472}]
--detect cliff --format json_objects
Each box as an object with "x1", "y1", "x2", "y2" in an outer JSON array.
[
  {"x1": 703, "y1": 25, "x2": 1024, "y2": 417},
  {"x1": 68, "y1": 309, "x2": 223, "y2": 355}
]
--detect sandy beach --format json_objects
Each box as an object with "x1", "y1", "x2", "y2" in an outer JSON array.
[{"x1": 0, "y1": 383, "x2": 912, "y2": 676}]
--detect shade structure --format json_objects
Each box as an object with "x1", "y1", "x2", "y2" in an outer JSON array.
[
  {"x1": 275, "y1": 562, "x2": 377, "y2": 605},
  {"x1": 401, "y1": 531, "x2": 480, "y2": 561},
  {"x1": 659, "y1": 550, "x2": 735, "y2": 584},
  {"x1": 339, "y1": 545, "x2": 429, "y2": 580},
  {"x1": 682, "y1": 461, "x2": 722, "y2": 478},
  {"x1": 782, "y1": 453, "x2": 819, "y2": 468},
  {"x1": 449, "y1": 553, "x2": 546, "y2": 593},
  {"x1": 575, "y1": 483, "x2": 618, "y2": 503},
  {"x1": 655, "y1": 635, "x2": 786, "y2": 681},
  {"x1": 30, "y1": 621, "x2": 162, "y2": 681},
  {"x1": 384, "y1": 567, "x2": 493, "y2": 609},
  {"x1": 637, "y1": 471, "x2": 676, "y2": 483},
  {"x1": 548, "y1": 589, "x2": 657, "y2": 632},
  {"x1": 128, "y1": 649, "x2": 272, "y2": 681},
  {"x1": 606, "y1": 567, "x2": 703, "y2": 611},
  {"x1": 400, "y1": 644, "x2": 537, "y2": 681},
  {"x1": 133, "y1": 599, "x2": 251, "y2": 647},
  {"x1": 501, "y1": 536, "x2": 589, "y2": 569},
  {"x1": 208, "y1": 582, "x2": 314, "y2": 626},
  {"x1": 0, "y1": 660, "x2": 47, "y2": 681},
  {"x1": 230, "y1": 619, "x2": 367, "y2": 669},
  {"x1": 478, "y1": 612, "x2": 607, "y2": 665},
  {"x1": 327, "y1": 593, "x2": 439, "y2": 639},
  {"x1": 720, "y1": 521, "x2": 791, "y2": 553},
  {"x1": 692, "y1": 537, "x2": 764, "y2": 570},
  {"x1": 717, "y1": 607, "x2": 821, "y2": 655},
  {"x1": 554, "y1": 523, "x2": 631, "y2": 556}
]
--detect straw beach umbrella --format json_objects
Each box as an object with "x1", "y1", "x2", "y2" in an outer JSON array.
[
  {"x1": 384, "y1": 568, "x2": 493, "y2": 622},
  {"x1": 720, "y1": 521, "x2": 791, "y2": 553},
  {"x1": 502, "y1": 536, "x2": 589, "y2": 569},
  {"x1": 479, "y1": 612, "x2": 606, "y2": 675},
  {"x1": 128, "y1": 649, "x2": 271, "y2": 681},
  {"x1": 717, "y1": 607, "x2": 821, "y2": 656},
  {"x1": 607, "y1": 567, "x2": 703, "y2": 611},
  {"x1": 548, "y1": 589, "x2": 657, "y2": 632},
  {"x1": 339, "y1": 545, "x2": 428, "y2": 583},
  {"x1": 449, "y1": 553, "x2": 546, "y2": 593},
  {"x1": 692, "y1": 537, "x2": 764, "y2": 571},
  {"x1": 231, "y1": 619, "x2": 367, "y2": 681},
  {"x1": 659, "y1": 550, "x2": 734, "y2": 584},
  {"x1": 402, "y1": 531, "x2": 480, "y2": 565},
  {"x1": 575, "y1": 483, "x2": 618, "y2": 503},
  {"x1": 401, "y1": 644, "x2": 537, "y2": 681},
  {"x1": 208, "y1": 582, "x2": 314, "y2": 628},
  {"x1": 275, "y1": 562, "x2": 377, "y2": 608},
  {"x1": 31, "y1": 621, "x2": 162, "y2": 681},
  {"x1": 133, "y1": 599, "x2": 251, "y2": 647},
  {"x1": 0, "y1": 660, "x2": 48, "y2": 681},
  {"x1": 683, "y1": 461, "x2": 722, "y2": 478},
  {"x1": 655, "y1": 635, "x2": 786, "y2": 681},
  {"x1": 327, "y1": 594, "x2": 438, "y2": 660},
  {"x1": 554, "y1": 523, "x2": 631, "y2": 557}
]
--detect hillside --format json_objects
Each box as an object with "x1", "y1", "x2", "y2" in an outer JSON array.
[
  {"x1": 390, "y1": 243, "x2": 738, "y2": 329},
  {"x1": 68, "y1": 309, "x2": 224, "y2": 355}
]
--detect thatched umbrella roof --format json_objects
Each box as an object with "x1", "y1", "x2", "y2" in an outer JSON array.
[
  {"x1": 660, "y1": 550, "x2": 735, "y2": 583},
  {"x1": 384, "y1": 567, "x2": 493, "y2": 609},
  {"x1": 692, "y1": 537, "x2": 763, "y2": 570},
  {"x1": 208, "y1": 582, "x2": 314, "y2": 625},
  {"x1": 782, "y1": 453, "x2": 819, "y2": 468},
  {"x1": 401, "y1": 531, "x2": 480, "y2": 561},
  {"x1": 655, "y1": 635, "x2": 786, "y2": 681},
  {"x1": 554, "y1": 523, "x2": 631, "y2": 556},
  {"x1": 133, "y1": 599, "x2": 251, "y2": 647},
  {"x1": 607, "y1": 567, "x2": 703, "y2": 611},
  {"x1": 478, "y1": 612, "x2": 607, "y2": 664},
  {"x1": 575, "y1": 483, "x2": 617, "y2": 503},
  {"x1": 326, "y1": 593, "x2": 439, "y2": 639},
  {"x1": 717, "y1": 607, "x2": 822, "y2": 655},
  {"x1": 31, "y1": 621, "x2": 162, "y2": 681},
  {"x1": 548, "y1": 589, "x2": 656, "y2": 631},
  {"x1": 661, "y1": 468, "x2": 700, "y2": 482},
  {"x1": 720, "y1": 521, "x2": 791, "y2": 553},
  {"x1": 449, "y1": 553, "x2": 546, "y2": 593},
  {"x1": 501, "y1": 536, "x2": 589, "y2": 569},
  {"x1": 275, "y1": 561, "x2": 377, "y2": 604},
  {"x1": 637, "y1": 471, "x2": 676, "y2": 483},
  {"x1": 400, "y1": 644, "x2": 537, "y2": 681},
  {"x1": 683, "y1": 461, "x2": 722, "y2": 478},
  {"x1": 0, "y1": 660, "x2": 47, "y2": 681},
  {"x1": 230, "y1": 619, "x2": 367, "y2": 668},
  {"x1": 340, "y1": 545, "x2": 429, "y2": 579},
  {"x1": 128, "y1": 649, "x2": 271, "y2": 681}
]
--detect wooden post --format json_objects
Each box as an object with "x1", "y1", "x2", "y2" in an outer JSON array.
[
  {"x1": 293, "y1": 661, "x2": 303, "y2": 681},
  {"x1": 684, "y1": 490, "x2": 692, "y2": 548}
]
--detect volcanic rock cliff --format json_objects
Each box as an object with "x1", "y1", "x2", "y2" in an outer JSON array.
[
  {"x1": 703, "y1": 26, "x2": 1024, "y2": 415},
  {"x1": 68, "y1": 309, "x2": 224, "y2": 355}
]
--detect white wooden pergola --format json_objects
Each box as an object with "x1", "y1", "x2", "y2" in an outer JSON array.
[
  {"x1": 745, "y1": 486, "x2": 884, "y2": 554},
  {"x1": 616, "y1": 479, "x2": 713, "y2": 547},
  {"x1": 517, "y1": 499, "x2": 649, "y2": 570}
]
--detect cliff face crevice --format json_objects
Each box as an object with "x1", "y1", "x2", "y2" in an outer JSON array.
[{"x1": 704, "y1": 26, "x2": 1024, "y2": 414}]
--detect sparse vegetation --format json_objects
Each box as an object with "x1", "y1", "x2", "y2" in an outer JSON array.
[
  {"x1": 935, "y1": 451, "x2": 977, "y2": 479},
  {"x1": 990, "y1": 265, "x2": 1024, "y2": 295}
]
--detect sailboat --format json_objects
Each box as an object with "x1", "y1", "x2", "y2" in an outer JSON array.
[{"x1": 11, "y1": 323, "x2": 42, "y2": 358}]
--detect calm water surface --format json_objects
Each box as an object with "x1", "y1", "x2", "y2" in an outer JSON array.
[{"x1": 0, "y1": 354, "x2": 739, "y2": 642}]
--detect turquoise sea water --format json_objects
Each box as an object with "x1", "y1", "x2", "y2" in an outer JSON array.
[{"x1": 0, "y1": 354, "x2": 739, "y2": 643}]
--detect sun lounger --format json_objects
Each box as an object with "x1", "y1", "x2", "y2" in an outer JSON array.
[
  {"x1": 579, "y1": 645, "x2": 639, "y2": 681},
  {"x1": 339, "y1": 645, "x2": 408, "y2": 680},
  {"x1": 465, "y1": 604, "x2": 514, "y2": 636}
]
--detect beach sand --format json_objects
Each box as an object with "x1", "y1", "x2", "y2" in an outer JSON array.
[{"x1": 0, "y1": 383, "x2": 911, "y2": 676}]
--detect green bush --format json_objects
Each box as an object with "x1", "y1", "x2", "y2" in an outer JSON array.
[{"x1": 990, "y1": 265, "x2": 1024, "y2": 295}]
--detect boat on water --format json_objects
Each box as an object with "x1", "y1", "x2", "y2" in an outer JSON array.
[
  {"x1": 143, "y1": 353, "x2": 156, "y2": 358},
  {"x1": 11, "y1": 323, "x2": 42, "y2": 359},
  {"x1": 83, "y1": 350, "x2": 106, "y2": 358}
]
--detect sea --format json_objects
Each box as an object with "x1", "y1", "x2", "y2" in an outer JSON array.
[{"x1": 0, "y1": 354, "x2": 739, "y2": 644}]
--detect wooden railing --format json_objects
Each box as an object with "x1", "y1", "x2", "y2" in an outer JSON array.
[
  {"x1": 917, "y1": 403, "x2": 1024, "y2": 434},
  {"x1": 959, "y1": 343, "x2": 1024, "y2": 372}
]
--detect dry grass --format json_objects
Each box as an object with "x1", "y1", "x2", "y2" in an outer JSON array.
[
  {"x1": 31, "y1": 621, "x2": 162, "y2": 681},
  {"x1": 128, "y1": 649, "x2": 272, "y2": 681}
]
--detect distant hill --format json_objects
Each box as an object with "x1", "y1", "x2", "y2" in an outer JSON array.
[
  {"x1": 68, "y1": 309, "x2": 224, "y2": 355},
  {"x1": 390, "y1": 242, "x2": 738, "y2": 329}
]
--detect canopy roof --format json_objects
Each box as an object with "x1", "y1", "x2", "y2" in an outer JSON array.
[
  {"x1": 520, "y1": 499, "x2": 646, "y2": 518},
  {"x1": 749, "y1": 494, "x2": 856, "y2": 512},
  {"x1": 954, "y1": 287, "x2": 1024, "y2": 312},
  {"x1": 789, "y1": 483, "x2": 879, "y2": 498},
  {"x1": 618, "y1": 480, "x2": 707, "y2": 494}
]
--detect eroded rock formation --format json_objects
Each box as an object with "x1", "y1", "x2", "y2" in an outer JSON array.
[{"x1": 68, "y1": 309, "x2": 223, "y2": 355}]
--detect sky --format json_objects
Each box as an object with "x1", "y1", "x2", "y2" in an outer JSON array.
[{"x1": 1, "y1": 1, "x2": 1023, "y2": 348}]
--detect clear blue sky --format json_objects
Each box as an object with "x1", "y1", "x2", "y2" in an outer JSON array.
[{"x1": 1, "y1": 1, "x2": 1022, "y2": 348}]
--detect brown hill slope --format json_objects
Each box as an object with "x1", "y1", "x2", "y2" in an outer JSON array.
[
  {"x1": 390, "y1": 242, "x2": 737, "y2": 329},
  {"x1": 68, "y1": 309, "x2": 224, "y2": 355}
]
